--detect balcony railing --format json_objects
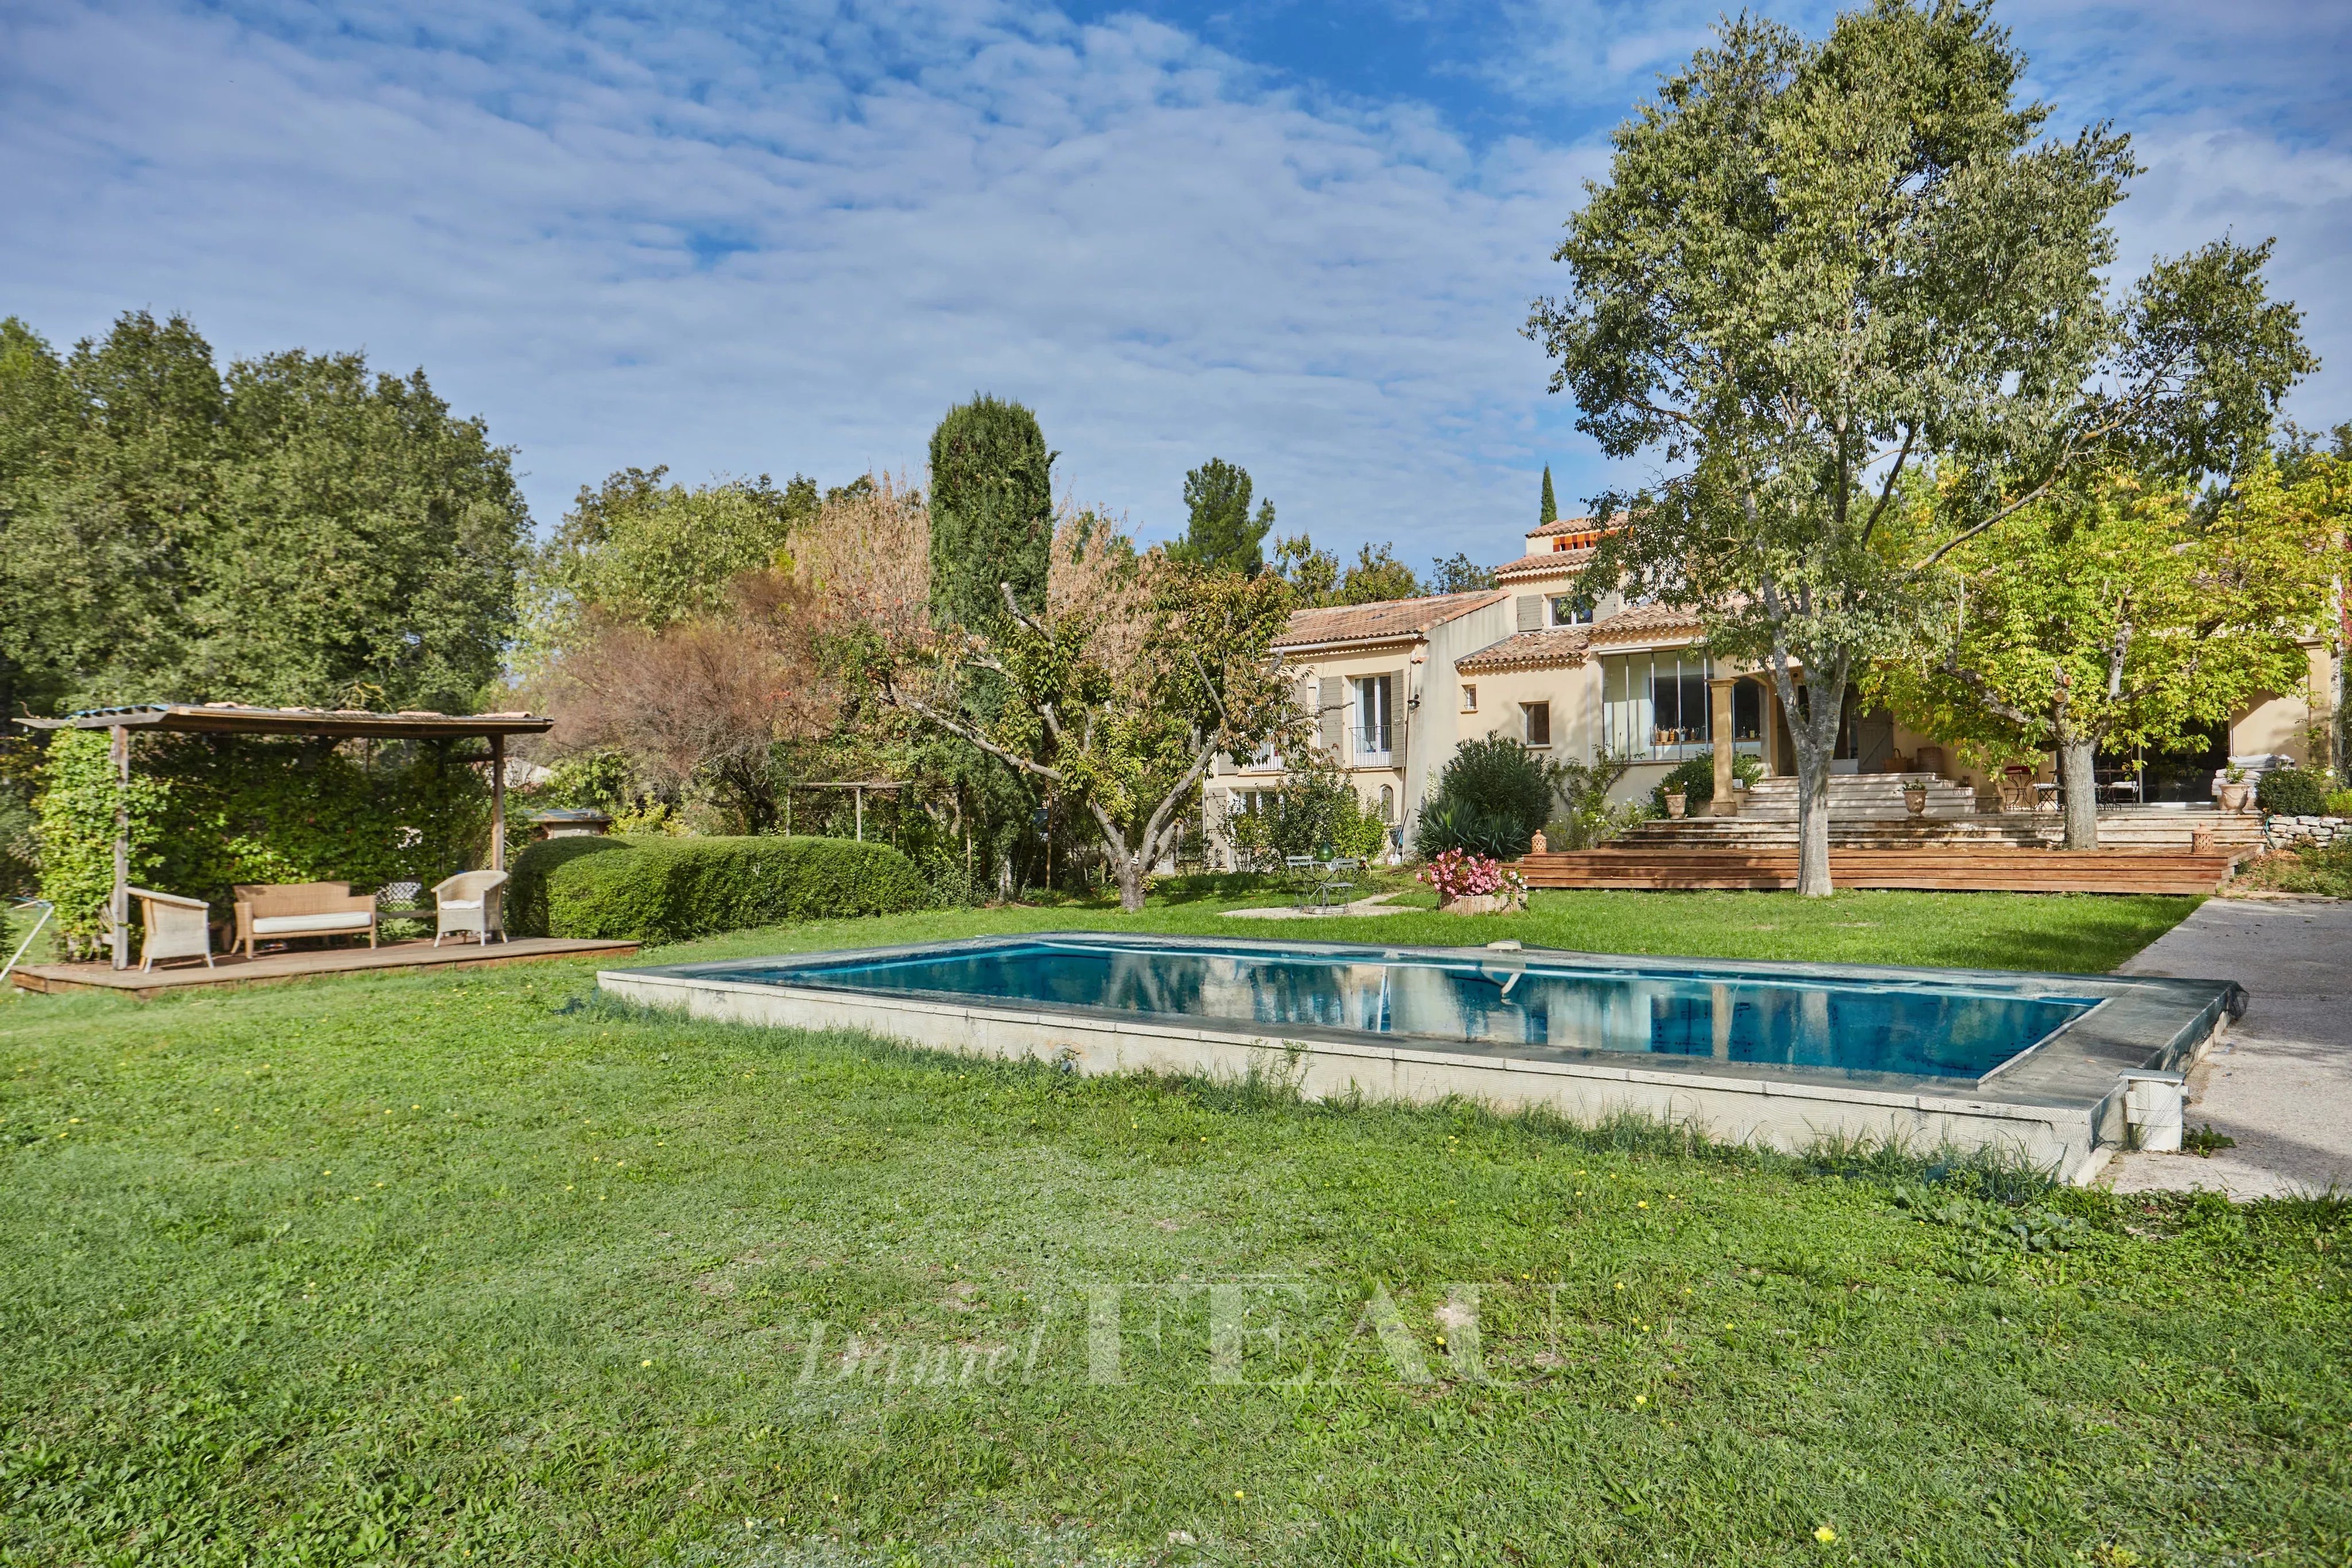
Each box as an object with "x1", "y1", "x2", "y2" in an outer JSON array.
[{"x1": 1355, "y1": 723, "x2": 1392, "y2": 759}]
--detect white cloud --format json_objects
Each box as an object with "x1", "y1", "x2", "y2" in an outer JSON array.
[
  {"x1": 1, "y1": 0, "x2": 2342, "y2": 588},
  {"x1": 0, "y1": 0, "x2": 1606, "y2": 564}
]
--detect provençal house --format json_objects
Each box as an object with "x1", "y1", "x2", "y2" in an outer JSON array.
[{"x1": 1204, "y1": 517, "x2": 2341, "y2": 858}]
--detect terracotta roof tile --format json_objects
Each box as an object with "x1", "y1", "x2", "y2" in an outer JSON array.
[
  {"x1": 1454, "y1": 627, "x2": 1593, "y2": 674},
  {"x1": 1493, "y1": 546, "x2": 1597, "y2": 580},
  {"x1": 1529, "y1": 515, "x2": 1606, "y2": 539},
  {"x1": 1586, "y1": 601, "x2": 1706, "y2": 644},
  {"x1": 1270, "y1": 590, "x2": 1507, "y2": 649}
]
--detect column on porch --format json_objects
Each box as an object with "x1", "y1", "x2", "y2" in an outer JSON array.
[{"x1": 1708, "y1": 676, "x2": 1741, "y2": 816}]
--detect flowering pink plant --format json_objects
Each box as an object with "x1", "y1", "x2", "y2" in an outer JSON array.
[{"x1": 1418, "y1": 847, "x2": 1522, "y2": 904}]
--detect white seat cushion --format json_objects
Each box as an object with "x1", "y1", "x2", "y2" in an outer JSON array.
[
  {"x1": 439, "y1": 899, "x2": 485, "y2": 911},
  {"x1": 251, "y1": 912, "x2": 373, "y2": 935}
]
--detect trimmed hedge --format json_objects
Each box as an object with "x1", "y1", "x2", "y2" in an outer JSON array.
[{"x1": 508, "y1": 834, "x2": 933, "y2": 942}]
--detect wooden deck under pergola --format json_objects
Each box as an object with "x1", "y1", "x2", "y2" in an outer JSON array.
[{"x1": 17, "y1": 701, "x2": 556, "y2": 973}]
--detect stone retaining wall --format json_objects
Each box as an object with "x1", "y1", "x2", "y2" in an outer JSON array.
[{"x1": 2264, "y1": 814, "x2": 2350, "y2": 849}]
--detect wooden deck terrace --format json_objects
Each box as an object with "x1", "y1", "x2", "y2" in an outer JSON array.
[{"x1": 9, "y1": 935, "x2": 642, "y2": 1000}]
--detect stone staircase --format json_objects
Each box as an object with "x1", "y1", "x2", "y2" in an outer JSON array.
[
  {"x1": 1737, "y1": 773, "x2": 1978, "y2": 820},
  {"x1": 1623, "y1": 783, "x2": 2266, "y2": 856}
]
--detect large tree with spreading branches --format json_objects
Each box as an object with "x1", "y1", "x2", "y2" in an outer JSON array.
[
  {"x1": 1527, "y1": 0, "x2": 2311, "y2": 892},
  {"x1": 880, "y1": 517, "x2": 1299, "y2": 911},
  {"x1": 1875, "y1": 461, "x2": 2346, "y2": 847}
]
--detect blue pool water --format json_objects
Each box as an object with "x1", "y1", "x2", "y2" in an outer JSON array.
[{"x1": 690, "y1": 938, "x2": 2100, "y2": 1082}]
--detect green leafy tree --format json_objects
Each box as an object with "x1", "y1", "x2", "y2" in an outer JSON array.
[
  {"x1": 1429, "y1": 553, "x2": 1498, "y2": 594},
  {"x1": 196, "y1": 350, "x2": 530, "y2": 710},
  {"x1": 1539, "y1": 465, "x2": 1558, "y2": 526},
  {"x1": 1335, "y1": 543, "x2": 1423, "y2": 605},
  {"x1": 883, "y1": 522, "x2": 1301, "y2": 911},
  {"x1": 0, "y1": 311, "x2": 529, "y2": 715},
  {"x1": 527, "y1": 465, "x2": 813, "y2": 654},
  {"x1": 1169, "y1": 457, "x2": 1275, "y2": 575},
  {"x1": 1874, "y1": 463, "x2": 2345, "y2": 847},
  {"x1": 928, "y1": 396, "x2": 1054, "y2": 630},
  {"x1": 1528, "y1": 1, "x2": 2312, "y2": 892},
  {"x1": 1272, "y1": 533, "x2": 1340, "y2": 604}
]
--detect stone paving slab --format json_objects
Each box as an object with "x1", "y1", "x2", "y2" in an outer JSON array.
[{"x1": 2106, "y1": 899, "x2": 2352, "y2": 1201}]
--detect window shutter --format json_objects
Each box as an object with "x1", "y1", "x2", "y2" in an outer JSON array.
[
  {"x1": 1516, "y1": 595, "x2": 1542, "y2": 632},
  {"x1": 1318, "y1": 677, "x2": 1344, "y2": 752}
]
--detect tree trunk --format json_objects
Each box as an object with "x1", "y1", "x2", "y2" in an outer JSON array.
[
  {"x1": 1112, "y1": 853, "x2": 1146, "y2": 913},
  {"x1": 1770, "y1": 662, "x2": 1848, "y2": 897},
  {"x1": 2056, "y1": 730, "x2": 2100, "y2": 850}
]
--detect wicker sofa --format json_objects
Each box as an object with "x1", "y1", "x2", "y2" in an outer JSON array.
[{"x1": 233, "y1": 881, "x2": 378, "y2": 958}]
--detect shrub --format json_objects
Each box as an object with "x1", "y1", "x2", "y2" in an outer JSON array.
[
  {"x1": 1415, "y1": 734, "x2": 1553, "y2": 858},
  {"x1": 2326, "y1": 788, "x2": 2352, "y2": 818},
  {"x1": 508, "y1": 834, "x2": 932, "y2": 942},
  {"x1": 1222, "y1": 748, "x2": 1390, "y2": 868},
  {"x1": 2256, "y1": 766, "x2": 2329, "y2": 816},
  {"x1": 1647, "y1": 749, "x2": 1765, "y2": 814},
  {"x1": 1417, "y1": 847, "x2": 1523, "y2": 905},
  {"x1": 1548, "y1": 746, "x2": 1645, "y2": 849}
]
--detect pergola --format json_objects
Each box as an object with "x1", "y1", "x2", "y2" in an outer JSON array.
[{"x1": 20, "y1": 703, "x2": 552, "y2": 969}]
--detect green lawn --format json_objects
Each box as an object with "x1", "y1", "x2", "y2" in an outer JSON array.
[{"x1": 3, "y1": 890, "x2": 2346, "y2": 1566}]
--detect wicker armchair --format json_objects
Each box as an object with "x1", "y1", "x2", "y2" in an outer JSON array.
[
  {"x1": 433, "y1": 870, "x2": 509, "y2": 946},
  {"x1": 131, "y1": 887, "x2": 213, "y2": 973}
]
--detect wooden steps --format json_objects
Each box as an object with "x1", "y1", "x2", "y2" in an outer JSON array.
[{"x1": 1519, "y1": 847, "x2": 2235, "y2": 895}]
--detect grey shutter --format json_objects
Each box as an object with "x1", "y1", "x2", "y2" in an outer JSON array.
[
  {"x1": 1516, "y1": 595, "x2": 1542, "y2": 632},
  {"x1": 1319, "y1": 677, "x2": 1344, "y2": 753}
]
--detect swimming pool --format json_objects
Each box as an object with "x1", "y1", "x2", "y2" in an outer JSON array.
[
  {"x1": 601, "y1": 933, "x2": 2242, "y2": 1183},
  {"x1": 682, "y1": 938, "x2": 2099, "y2": 1084}
]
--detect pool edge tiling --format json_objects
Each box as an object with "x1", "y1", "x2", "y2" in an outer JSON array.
[{"x1": 598, "y1": 934, "x2": 2245, "y2": 1185}]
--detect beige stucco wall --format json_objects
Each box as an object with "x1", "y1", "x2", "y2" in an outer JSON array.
[{"x1": 2230, "y1": 640, "x2": 2338, "y2": 766}]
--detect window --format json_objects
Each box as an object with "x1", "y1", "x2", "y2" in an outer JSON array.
[
  {"x1": 1378, "y1": 784, "x2": 1395, "y2": 823},
  {"x1": 1354, "y1": 673, "x2": 1394, "y2": 758},
  {"x1": 1460, "y1": 684, "x2": 1477, "y2": 713},
  {"x1": 1600, "y1": 650, "x2": 1715, "y2": 760},
  {"x1": 1549, "y1": 593, "x2": 1593, "y2": 627},
  {"x1": 1524, "y1": 701, "x2": 1552, "y2": 748}
]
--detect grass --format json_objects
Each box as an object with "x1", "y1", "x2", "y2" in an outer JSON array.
[{"x1": 4, "y1": 888, "x2": 2346, "y2": 1565}]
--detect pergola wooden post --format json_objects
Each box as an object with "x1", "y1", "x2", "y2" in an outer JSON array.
[
  {"x1": 490, "y1": 733, "x2": 507, "y2": 872},
  {"x1": 110, "y1": 724, "x2": 130, "y2": 969}
]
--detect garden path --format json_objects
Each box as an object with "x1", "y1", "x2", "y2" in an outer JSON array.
[{"x1": 2106, "y1": 898, "x2": 2352, "y2": 1200}]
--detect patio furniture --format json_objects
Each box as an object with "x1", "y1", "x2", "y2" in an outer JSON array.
[
  {"x1": 1995, "y1": 765, "x2": 2036, "y2": 813},
  {"x1": 131, "y1": 887, "x2": 213, "y2": 972},
  {"x1": 433, "y1": 870, "x2": 509, "y2": 946},
  {"x1": 234, "y1": 882, "x2": 378, "y2": 958},
  {"x1": 1309, "y1": 857, "x2": 1361, "y2": 912}
]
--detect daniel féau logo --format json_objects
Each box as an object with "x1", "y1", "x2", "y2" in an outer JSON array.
[{"x1": 782, "y1": 1277, "x2": 1634, "y2": 1394}]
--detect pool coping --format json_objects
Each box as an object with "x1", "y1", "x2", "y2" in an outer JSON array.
[{"x1": 598, "y1": 933, "x2": 2245, "y2": 1184}]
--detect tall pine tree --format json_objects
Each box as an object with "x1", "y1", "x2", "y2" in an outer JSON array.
[
  {"x1": 927, "y1": 396, "x2": 1054, "y2": 630},
  {"x1": 1539, "y1": 464, "x2": 1558, "y2": 525},
  {"x1": 1169, "y1": 456, "x2": 1273, "y2": 575}
]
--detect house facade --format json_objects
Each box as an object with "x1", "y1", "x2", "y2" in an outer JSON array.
[{"x1": 1204, "y1": 517, "x2": 2342, "y2": 859}]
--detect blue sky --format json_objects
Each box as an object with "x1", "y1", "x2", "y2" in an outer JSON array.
[{"x1": 4, "y1": 0, "x2": 2347, "y2": 570}]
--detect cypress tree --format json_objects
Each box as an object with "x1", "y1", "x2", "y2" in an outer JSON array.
[
  {"x1": 1539, "y1": 464, "x2": 1558, "y2": 526},
  {"x1": 927, "y1": 395, "x2": 1055, "y2": 630}
]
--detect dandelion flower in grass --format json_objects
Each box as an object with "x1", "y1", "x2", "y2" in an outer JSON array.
[
  {"x1": 1233, "y1": 1490, "x2": 1245, "y2": 1501},
  {"x1": 1633, "y1": 1394, "x2": 1646, "y2": 1408},
  {"x1": 1814, "y1": 1526, "x2": 1838, "y2": 1544},
  {"x1": 642, "y1": 1358, "x2": 653, "y2": 1368}
]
